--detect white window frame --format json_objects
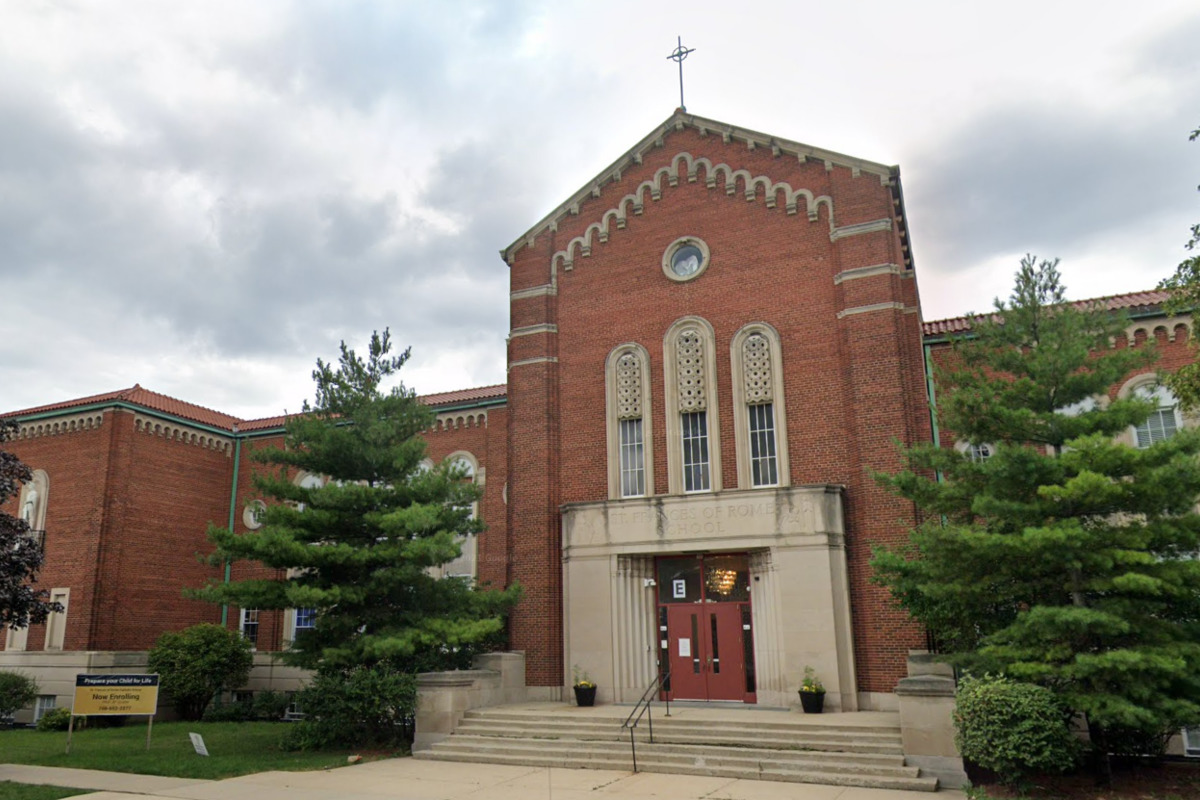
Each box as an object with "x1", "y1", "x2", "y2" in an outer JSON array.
[
  {"x1": 239, "y1": 608, "x2": 260, "y2": 650},
  {"x1": 664, "y1": 317, "x2": 722, "y2": 494},
  {"x1": 730, "y1": 323, "x2": 790, "y2": 489},
  {"x1": 605, "y1": 343, "x2": 655, "y2": 499},
  {"x1": 680, "y1": 410, "x2": 711, "y2": 493},
  {"x1": 33, "y1": 695, "x2": 56, "y2": 722},
  {"x1": 618, "y1": 418, "x2": 646, "y2": 497},
  {"x1": 1118, "y1": 375, "x2": 1185, "y2": 449}
]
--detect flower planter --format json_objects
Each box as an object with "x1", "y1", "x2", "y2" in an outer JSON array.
[
  {"x1": 573, "y1": 685, "x2": 597, "y2": 707},
  {"x1": 799, "y1": 689, "x2": 825, "y2": 714}
]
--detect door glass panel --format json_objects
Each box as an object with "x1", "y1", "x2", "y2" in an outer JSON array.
[
  {"x1": 658, "y1": 557, "x2": 702, "y2": 604},
  {"x1": 704, "y1": 554, "x2": 750, "y2": 602},
  {"x1": 691, "y1": 614, "x2": 700, "y2": 674},
  {"x1": 710, "y1": 613, "x2": 720, "y2": 673},
  {"x1": 659, "y1": 606, "x2": 671, "y2": 692}
]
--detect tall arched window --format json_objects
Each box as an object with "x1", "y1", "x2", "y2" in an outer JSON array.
[
  {"x1": 664, "y1": 317, "x2": 721, "y2": 494},
  {"x1": 440, "y1": 451, "x2": 480, "y2": 579},
  {"x1": 606, "y1": 343, "x2": 654, "y2": 499},
  {"x1": 1118, "y1": 375, "x2": 1185, "y2": 449},
  {"x1": 731, "y1": 324, "x2": 790, "y2": 488},
  {"x1": 1133, "y1": 384, "x2": 1182, "y2": 448}
]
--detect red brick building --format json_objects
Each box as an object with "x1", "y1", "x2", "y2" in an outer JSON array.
[{"x1": 2, "y1": 112, "x2": 1191, "y2": 718}]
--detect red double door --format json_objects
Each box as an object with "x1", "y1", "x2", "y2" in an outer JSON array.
[{"x1": 657, "y1": 554, "x2": 756, "y2": 703}]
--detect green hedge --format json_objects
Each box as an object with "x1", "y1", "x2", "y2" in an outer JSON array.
[{"x1": 954, "y1": 674, "x2": 1079, "y2": 786}]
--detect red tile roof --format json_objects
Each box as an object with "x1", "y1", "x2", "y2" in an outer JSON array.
[
  {"x1": 5, "y1": 382, "x2": 510, "y2": 432},
  {"x1": 923, "y1": 289, "x2": 1172, "y2": 337},
  {"x1": 6, "y1": 384, "x2": 242, "y2": 430},
  {"x1": 237, "y1": 414, "x2": 294, "y2": 432},
  {"x1": 418, "y1": 383, "x2": 507, "y2": 408}
]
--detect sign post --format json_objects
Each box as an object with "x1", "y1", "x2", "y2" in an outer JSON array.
[{"x1": 68, "y1": 674, "x2": 160, "y2": 754}]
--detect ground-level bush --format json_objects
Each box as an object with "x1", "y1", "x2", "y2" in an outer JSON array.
[
  {"x1": 147, "y1": 623, "x2": 253, "y2": 721},
  {"x1": 0, "y1": 671, "x2": 38, "y2": 721},
  {"x1": 954, "y1": 674, "x2": 1080, "y2": 787},
  {"x1": 202, "y1": 690, "x2": 291, "y2": 723},
  {"x1": 36, "y1": 707, "x2": 72, "y2": 731},
  {"x1": 282, "y1": 664, "x2": 415, "y2": 751}
]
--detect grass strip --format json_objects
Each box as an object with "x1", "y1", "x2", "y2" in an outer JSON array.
[{"x1": 0, "y1": 721, "x2": 398, "y2": 780}]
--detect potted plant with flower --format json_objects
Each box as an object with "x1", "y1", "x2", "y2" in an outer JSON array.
[
  {"x1": 798, "y1": 665, "x2": 825, "y2": 713},
  {"x1": 572, "y1": 665, "x2": 597, "y2": 707}
]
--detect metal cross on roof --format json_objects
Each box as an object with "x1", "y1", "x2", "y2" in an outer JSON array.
[{"x1": 666, "y1": 36, "x2": 695, "y2": 112}]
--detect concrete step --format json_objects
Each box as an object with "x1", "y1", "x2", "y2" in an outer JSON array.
[
  {"x1": 416, "y1": 749, "x2": 938, "y2": 792},
  {"x1": 418, "y1": 705, "x2": 934, "y2": 792},
  {"x1": 454, "y1": 719, "x2": 903, "y2": 754},
  {"x1": 462, "y1": 708, "x2": 904, "y2": 736},
  {"x1": 429, "y1": 735, "x2": 916, "y2": 776}
]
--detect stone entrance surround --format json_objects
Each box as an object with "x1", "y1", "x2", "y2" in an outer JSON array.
[{"x1": 560, "y1": 485, "x2": 858, "y2": 711}]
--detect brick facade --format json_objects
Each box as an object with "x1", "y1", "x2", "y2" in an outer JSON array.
[{"x1": 2, "y1": 113, "x2": 1188, "y2": 708}]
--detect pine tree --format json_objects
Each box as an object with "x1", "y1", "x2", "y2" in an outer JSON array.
[
  {"x1": 196, "y1": 331, "x2": 520, "y2": 670},
  {"x1": 0, "y1": 419, "x2": 60, "y2": 629},
  {"x1": 874, "y1": 257, "x2": 1200, "y2": 770},
  {"x1": 1157, "y1": 124, "x2": 1200, "y2": 408}
]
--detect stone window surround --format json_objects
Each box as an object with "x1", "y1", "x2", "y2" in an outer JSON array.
[
  {"x1": 730, "y1": 323, "x2": 790, "y2": 489},
  {"x1": 663, "y1": 316, "x2": 722, "y2": 495},
  {"x1": 661, "y1": 235, "x2": 711, "y2": 283},
  {"x1": 439, "y1": 450, "x2": 480, "y2": 580},
  {"x1": 44, "y1": 588, "x2": 69, "y2": 651},
  {"x1": 18, "y1": 469, "x2": 49, "y2": 533},
  {"x1": 1117, "y1": 373, "x2": 1189, "y2": 448},
  {"x1": 605, "y1": 343, "x2": 656, "y2": 500}
]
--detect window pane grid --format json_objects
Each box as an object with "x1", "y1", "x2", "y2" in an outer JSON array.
[
  {"x1": 682, "y1": 411, "x2": 711, "y2": 492},
  {"x1": 619, "y1": 418, "x2": 645, "y2": 497},
  {"x1": 240, "y1": 608, "x2": 259, "y2": 647},
  {"x1": 1136, "y1": 407, "x2": 1178, "y2": 448},
  {"x1": 748, "y1": 403, "x2": 778, "y2": 486}
]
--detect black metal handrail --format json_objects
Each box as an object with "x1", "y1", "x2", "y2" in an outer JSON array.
[{"x1": 620, "y1": 668, "x2": 671, "y2": 773}]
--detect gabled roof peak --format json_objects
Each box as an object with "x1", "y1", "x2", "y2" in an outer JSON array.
[{"x1": 502, "y1": 110, "x2": 900, "y2": 265}]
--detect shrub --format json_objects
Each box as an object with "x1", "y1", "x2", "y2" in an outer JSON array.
[
  {"x1": 282, "y1": 663, "x2": 416, "y2": 751},
  {"x1": 252, "y1": 690, "x2": 291, "y2": 721},
  {"x1": 954, "y1": 674, "x2": 1080, "y2": 787},
  {"x1": 36, "y1": 707, "x2": 73, "y2": 731},
  {"x1": 203, "y1": 699, "x2": 253, "y2": 722},
  {"x1": 1096, "y1": 722, "x2": 1174, "y2": 762},
  {"x1": 0, "y1": 670, "x2": 38, "y2": 720},
  {"x1": 147, "y1": 623, "x2": 253, "y2": 721}
]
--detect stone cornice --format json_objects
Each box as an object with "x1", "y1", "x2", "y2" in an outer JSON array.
[
  {"x1": 14, "y1": 411, "x2": 105, "y2": 440},
  {"x1": 133, "y1": 413, "x2": 233, "y2": 455},
  {"x1": 833, "y1": 263, "x2": 905, "y2": 285}
]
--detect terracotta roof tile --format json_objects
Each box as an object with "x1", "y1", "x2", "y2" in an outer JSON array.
[
  {"x1": 923, "y1": 289, "x2": 1172, "y2": 337},
  {"x1": 5, "y1": 384, "x2": 241, "y2": 430},
  {"x1": 237, "y1": 414, "x2": 293, "y2": 432},
  {"x1": 418, "y1": 383, "x2": 507, "y2": 408},
  {"x1": 6, "y1": 382, "x2": 509, "y2": 431}
]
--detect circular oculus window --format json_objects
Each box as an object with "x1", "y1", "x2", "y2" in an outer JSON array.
[{"x1": 662, "y1": 237, "x2": 710, "y2": 282}]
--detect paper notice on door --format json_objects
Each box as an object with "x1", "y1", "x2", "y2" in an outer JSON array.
[{"x1": 678, "y1": 638, "x2": 691, "y2": 657}]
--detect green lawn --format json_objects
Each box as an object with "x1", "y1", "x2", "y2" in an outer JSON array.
[
  {"x1": 0, "y1": 783, "x2": 88, "y2": 800},
  {"x1": 0, "y1": 721, "x2": 399, "y2": 780}
]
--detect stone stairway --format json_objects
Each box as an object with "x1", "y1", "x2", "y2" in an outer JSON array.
[{"x1": 414, "y1": 704, "x2": 939, "y2": 792}]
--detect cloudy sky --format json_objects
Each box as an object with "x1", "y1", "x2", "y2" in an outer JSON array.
[{"x1": 2, "y1": 0, "x2": 1198, "y2": 420}]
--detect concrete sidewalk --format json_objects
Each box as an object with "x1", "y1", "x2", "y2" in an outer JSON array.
[{"x1": 2, "y1": 759, "x2": 966, "y2": 800}]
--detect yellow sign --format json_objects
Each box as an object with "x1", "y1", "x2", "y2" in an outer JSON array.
[{"x1": 72, "y1": 674, "x2": 159, "y2": 716}]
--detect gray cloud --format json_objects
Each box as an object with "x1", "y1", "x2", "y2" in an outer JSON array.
[{"x1": 907, "y1": 13, "x2": 1200, "y2": 271}]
